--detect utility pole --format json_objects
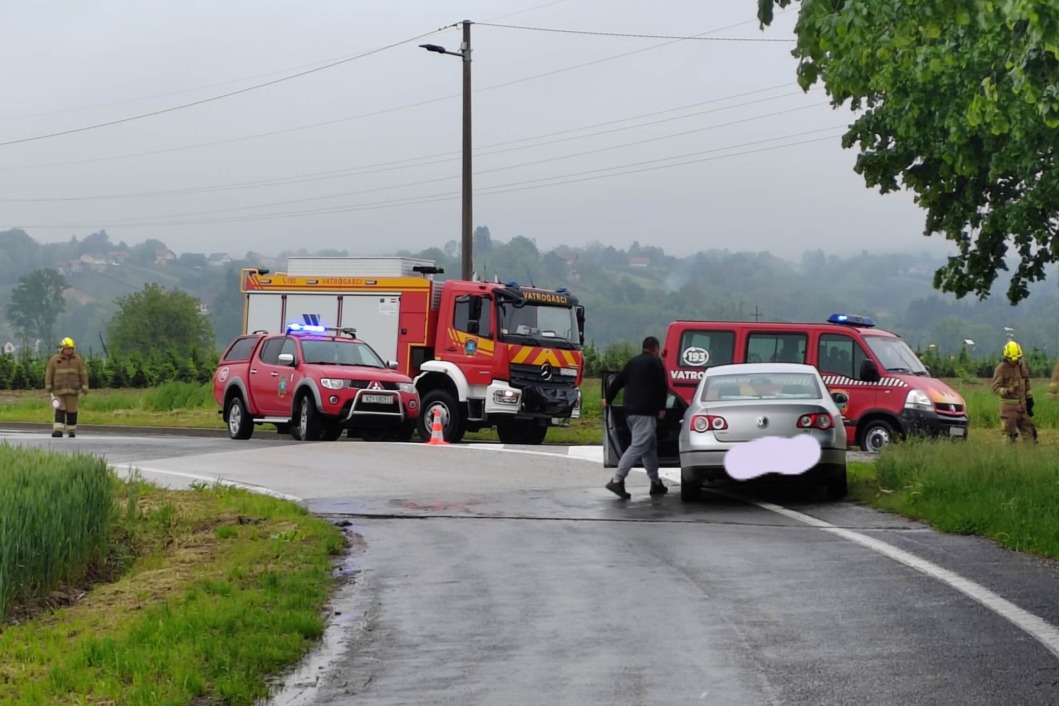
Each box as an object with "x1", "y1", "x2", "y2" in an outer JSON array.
[
  {"x1": 752, "y1": 305, "x2": 763, "y2": 322},
  {"x1": 461, "y1": 20, "x2": 473, "y2": 281}
]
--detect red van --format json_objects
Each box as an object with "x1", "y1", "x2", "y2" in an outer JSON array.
[{"x1": 659, "y1": 314, "x2": 968, "y2": 452}]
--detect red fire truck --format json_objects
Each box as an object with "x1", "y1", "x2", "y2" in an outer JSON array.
[{"x1": 239, "y1": 257, "x2": 586, "y2": 444}]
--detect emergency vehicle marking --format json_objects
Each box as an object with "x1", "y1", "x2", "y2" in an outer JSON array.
[
  {"x1": 508, "y1": 346, "x2": 579, "y2": 368},
  {"x1": 522, "y1": 289, "x2": 570, "y2": 306},
  {"x1": 820, "y1": 375, "x2": 910, "y2": 387},
  {"x1": 451, "y1": 330, "x2": 495, "y2": 356}
]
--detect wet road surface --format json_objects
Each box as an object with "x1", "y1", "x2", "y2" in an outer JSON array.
[{"x1": 4, "y1": 428, "x2": 1059, "y2": 704}]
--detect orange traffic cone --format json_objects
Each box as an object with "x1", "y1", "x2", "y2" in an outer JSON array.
[{"x1": 426, "y1": 407, "x2": 448, "y2": 445}]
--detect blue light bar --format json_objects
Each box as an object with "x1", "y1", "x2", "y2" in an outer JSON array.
[
  {"x1": 505, "y1": 281, "x2": 519, "y2": 287},
  {"x1": 827, "y1": 313, "x2": 875, "y2": 328},
  {"x1": 556, "y1": 288, "x2": 568, "y2": 293},
  {"x1": 286, "y1": 322, "x2": 326, "y2": 334}
]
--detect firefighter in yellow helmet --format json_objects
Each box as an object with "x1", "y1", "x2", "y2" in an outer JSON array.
[
  {"x1": 992, "y1": 341, "x2": 1036, "y2": 443},
  {"x1": 44, "y1": 337, "x2": 89, "y2": 438}
]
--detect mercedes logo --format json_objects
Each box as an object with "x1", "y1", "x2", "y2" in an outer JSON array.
[
  {"x1": 540, "y1": 363, "x2": 552, "y2": 381},
  {"x1": 756, "y1": 416, "x2": 769, "y2": 428}
]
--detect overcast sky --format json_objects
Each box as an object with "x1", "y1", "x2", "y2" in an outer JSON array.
[{"x1": 0, "y1": 0, "x2": 956, "y2": 263}]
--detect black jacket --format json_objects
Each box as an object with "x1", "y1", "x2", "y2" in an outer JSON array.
[{"x1": 605, "y1": 352, "x2": 668, "y2": 415}]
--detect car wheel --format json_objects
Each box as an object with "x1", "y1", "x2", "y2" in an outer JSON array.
[
  {"x1": 825, "y1": 471, "x2": 848, "y2": 500},
  {"x1": 321, "y1": 421, "x2": 343, "y2": 441},
  {"x1": 496, "y1": 421, "x2": 548, "y2": 445},
  {"x1": 859, "y1": 419, "x2": 895, "y2": 453},
  {"x1": 417, "y1": 390, "x2": 464, "y2": 443},
  {"x1": 225, "y1": 396, "x2": 253, "y2": 440},
  {"x1": 297, "y1": 395, "x2": 323, "y2": 441},
  {"x1": 680, "y1": 469, "x2": 701, "y2": 502}
]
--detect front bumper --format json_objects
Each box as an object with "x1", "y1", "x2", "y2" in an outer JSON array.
[
  {"x1": 325, "y1": 390, "x2": 419, "y2": 427},
  {"x1": 899, "y1": 408, "x2": 968, "y2": 440}
]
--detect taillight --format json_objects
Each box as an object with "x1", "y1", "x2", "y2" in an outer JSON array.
[
  {"x1": 797, "y1": 413, "x2": 833, "y2": 429},
  {"x1": 691, "y1": 414, "x2": 727, "y2": 432}
]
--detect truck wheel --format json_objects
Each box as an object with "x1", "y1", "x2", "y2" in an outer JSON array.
[
  {"x1": 225, "y1": 396, "x2": 254, "y2": 440},
  {"x1": 496, "y1": 421, "x2": 547, "y2": 445},
  {"x1": 859, "y1": 419, "x2": 895, "y2": 453},
  {"x1": 417, "y1": 390, "x2": 465, "y2": 443},
  {"x1": 296, "y1": 395, "x2": 323, "y2": 441},
  {"x1": 321, "y1": 421, "x2": 343, "y2": 441}
]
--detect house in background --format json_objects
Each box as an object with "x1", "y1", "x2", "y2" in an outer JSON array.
[{"x1": 207, "y1": 253, "x2": 232, "y2": 267}]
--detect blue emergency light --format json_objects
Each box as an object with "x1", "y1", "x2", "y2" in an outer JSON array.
[
  {"x1": 286, "y1": 322, "x2": 326, "y2": 334},
  {"x1": 827, "y1": 313, "x2": 876, "y2": 328}
]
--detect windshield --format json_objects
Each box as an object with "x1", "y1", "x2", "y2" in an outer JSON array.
[
  {"x1": 862, "y1": 335, "x2": 929, "y2": 375},
  {"x1": 301, "y1": 340, "x2": 385, "y2": 368},
  {"x1": 700, "y1": 372, "x2": 822, "y2": 401},
  {"x1": 497, "y1": 302, "x2": 579, "y2": 349}
]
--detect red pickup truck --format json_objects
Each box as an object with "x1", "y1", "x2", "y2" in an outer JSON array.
[{"x1": 213, "y1": 324, "x2": 421, "y2": 441}]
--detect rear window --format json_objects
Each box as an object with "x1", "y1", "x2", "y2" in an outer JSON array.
[
  {"x1": 677, "y1": 329, "x2": 735, "y2": 367},
  {"x1": 223, "y1": 337, "x2": 258, "y2": 362},
  {"x1": 701, "y1": 372, "x2": 822, "y2": 401}
]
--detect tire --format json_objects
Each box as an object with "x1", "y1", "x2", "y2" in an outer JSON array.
[
  {"x1": 496, "y1": 420, "x2": 548, "y2": 445},
  {"x1": 296, "y1": 394, "x2": 323, "y2": 441},
  {"x1": 321, "y1": 421, "x2": 343, "y2": 441},
  {"x1": 417, "y1": 389, "x2": 465, "y2": 443},
  {"x1": 859, "y1": 419, "x2": 895, "y2": 453},
  {"x1": 825, "y1": 470, "x2": 849, "y2": 501},
  {"x1": 680, "y1": 469, "x2": 701, "y2": 502},
  {"x1": 225, "y1": 396, "x2": 254, "y2": 440}
]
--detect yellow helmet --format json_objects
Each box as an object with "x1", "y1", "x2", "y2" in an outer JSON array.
[
  {"x1": 60, "y1": 337, "x2": 74, "y2": 349},
  {"x1": 1003, "y1": 341, "x2": 1022, "y2": 360}
]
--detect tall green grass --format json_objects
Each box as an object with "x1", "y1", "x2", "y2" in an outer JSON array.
[
  {"x1": 0, "y1": 445, "x2": 114, "y2": 620},
  {"x1": 871, "y1": 438, "x2": 1059, "y2": 557},
  {"x1": 956, "y1": 378, "x2": 1059, "y2": 429}
]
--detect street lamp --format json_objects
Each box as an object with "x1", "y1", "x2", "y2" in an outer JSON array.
[{"x1": 421, "y1": 20, "x2": 473, "y2": 281}]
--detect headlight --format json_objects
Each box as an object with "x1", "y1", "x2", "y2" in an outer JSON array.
[
  {"x1": 320, "y1": 378, "x2": 346, "y2": 390},
  {"x1": 493, "y1": 389, "x2": 521, "y2": 405},
  {"x1": 904, "y1": 389, "x2": 932, "y2": 411},
  {"x1": 397, "y1": 382, "x2": 415, "y2": 394}
]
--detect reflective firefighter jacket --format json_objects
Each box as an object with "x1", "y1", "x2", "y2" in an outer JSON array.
[
  {"x1": 45, "y1": 352, "x2": 89, "y2": 396},
  {"x1": 992, "y1": 361, "x2": 1027, "y2": 408},
  {"x1": 1050, "y1": 360, "x2": 1059, "y2": 397}
]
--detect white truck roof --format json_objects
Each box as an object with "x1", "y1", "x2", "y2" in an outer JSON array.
[{"x1": 285, "y1": 257, "x2": 438, "y2": 278}]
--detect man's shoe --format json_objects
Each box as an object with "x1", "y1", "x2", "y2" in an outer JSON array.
[
  {"x1": 650, "y1": 481, "x2": 668, "y2": 496},
  {"x1": 68, "y1": 432, "x2": 76, "y2": 438},
  {"x1": 605, "y1": 480, "x2": 631, "y2": 499},
  {"x1": 51, "y1": 431, "x2": 62, "y2": 438}
]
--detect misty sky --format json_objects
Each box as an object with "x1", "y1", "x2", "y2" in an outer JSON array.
[{"x1": 1, "y1": 0, "x2": 956, "y2": 263}]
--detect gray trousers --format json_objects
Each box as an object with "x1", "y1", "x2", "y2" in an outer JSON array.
[{"x1": 615, "y1": 414, "x2": 660, "y2": 482}]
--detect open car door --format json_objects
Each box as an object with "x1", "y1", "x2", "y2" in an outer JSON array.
[{"x1": 602, "y1": 371, "x2": 686, "y2": 468}]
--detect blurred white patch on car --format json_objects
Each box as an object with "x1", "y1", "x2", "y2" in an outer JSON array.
[{"x1": 723, "y1": 434, "x2": 822, "y2": 480}]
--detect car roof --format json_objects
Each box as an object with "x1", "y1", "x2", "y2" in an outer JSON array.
[{"x1": 703, "y1": 362, "x2": 822, "y2": 376}]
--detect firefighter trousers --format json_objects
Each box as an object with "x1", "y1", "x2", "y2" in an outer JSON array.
[
  {"x1": 1000, "y1": 403, "x2": 1035, "y2": 442},
  {"x1": 53, "y1": 394, "x2": 80, "y2": 434}
]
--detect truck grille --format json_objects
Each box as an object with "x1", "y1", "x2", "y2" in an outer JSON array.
[
  {"x1": 510, "y1": 363, "x2": 576, "y2": 389},
  {"x1": 936, "y1": 402, "x2": 965, "y2": 415}
]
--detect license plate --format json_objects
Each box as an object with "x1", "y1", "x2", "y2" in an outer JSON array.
[
  {"x1": 949, "y1": 427, "x2": 966, "y2": 438},
  {"x1": 362, "y1": 394, "x2": 393, "y2": 405}
]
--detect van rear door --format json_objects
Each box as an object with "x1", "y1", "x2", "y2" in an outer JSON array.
[{"x1": 602, "y1": 371, "x2": 684, "y2": 468}]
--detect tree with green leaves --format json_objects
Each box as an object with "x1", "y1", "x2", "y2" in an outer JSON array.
[
  {"x1": 757, "y1": 0, "x2": 1059, "y2": 304},
  {"x1": 105, "y1": 283, "x2": 215, "y2": 359},
  {"x1": 6, "y1": 268, "x2": 67, "y2": 345}
]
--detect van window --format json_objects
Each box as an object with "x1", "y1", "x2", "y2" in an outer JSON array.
[
  {"x1": 747, "y1": 333, "x2": 806, "y2": 364},
  {"x1": 819, "y1": 333, "x2": 871, "y2": 379},
  {"x1": 678, "y1": 329, "x2": 735, "y2": 367}
]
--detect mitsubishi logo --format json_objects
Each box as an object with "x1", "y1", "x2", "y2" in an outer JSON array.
[
  {"x1": 540, "y1": 363, "x2": 552, "y2": 381},
  {"x1": 756, "y1": 416, "x2": 769, "y2": 428},
  {"x1": 368, "y1": 381, "x2": 383, "y2": 390}
]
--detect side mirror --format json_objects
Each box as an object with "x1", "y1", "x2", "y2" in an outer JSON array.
[
  {"x1": 859, "y1": 359, "x2": 880, "y2": 383},
  {"x1": 575, "y1": 305, "x2": 585, "y2": 346},
  {"x1": 387, "y1": 360, "x2": 399, "y2": 370},
  {"x1": 278, "y1": 353, "x2": 295, "y2": 366}
]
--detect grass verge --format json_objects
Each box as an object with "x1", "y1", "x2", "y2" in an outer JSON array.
[
  {"x1": 846, "y1": 437, "x2": 1059, "y2": 561},
  {"x1": 0, "y1": 471, "x2": 347, "y2": 706}
]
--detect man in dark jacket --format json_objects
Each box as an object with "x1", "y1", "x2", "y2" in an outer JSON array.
[{"x1": 602, "y1": 336, "x2": 669, "y2": 498}]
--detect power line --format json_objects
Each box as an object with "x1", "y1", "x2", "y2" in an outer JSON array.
[
  {"x1": 475, "y1": 22, "x2": 796, "y2": 42},
  {"x1": 13, "y1": 126, "x2": 847, "y2": 229},
  {"x1": 0, "y1": 86, "x2": 814, "y2": 202},
  {"x1": 0, "y1": 17, "x2": 790, "y2": 169},
  {"x1": 485, "y1": 0, "x2": 573, "y2": 22},
  {"x1": 0, "y1": 27, "x2": 449, "y2": 148}
]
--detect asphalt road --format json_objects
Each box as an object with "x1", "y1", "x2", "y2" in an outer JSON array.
[{"x1": 5, "y1": 427, "x2": 1059, "y2": 705}]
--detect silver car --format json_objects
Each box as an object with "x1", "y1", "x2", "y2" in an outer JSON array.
[{"x1": 678, "y1": 363, "x2": 848, "y2": 502}]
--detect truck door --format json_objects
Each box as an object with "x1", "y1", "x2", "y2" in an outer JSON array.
[
  {"x1": 602, "y1": 371, "x2": 685, "y2": 469},
  {"x1": 250, "y1": 337, "x2": 290, "y2": 417},
  {"x1": 446, "y1": 294, "x2": 495, "y2": 389},
  {"x1": 816, "y1": 332, "x2": 878, "y2": 446}
]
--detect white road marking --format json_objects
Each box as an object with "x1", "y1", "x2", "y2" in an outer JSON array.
[{"x1": 112, "y1": 463, "x2": 303, "y2": 503}]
